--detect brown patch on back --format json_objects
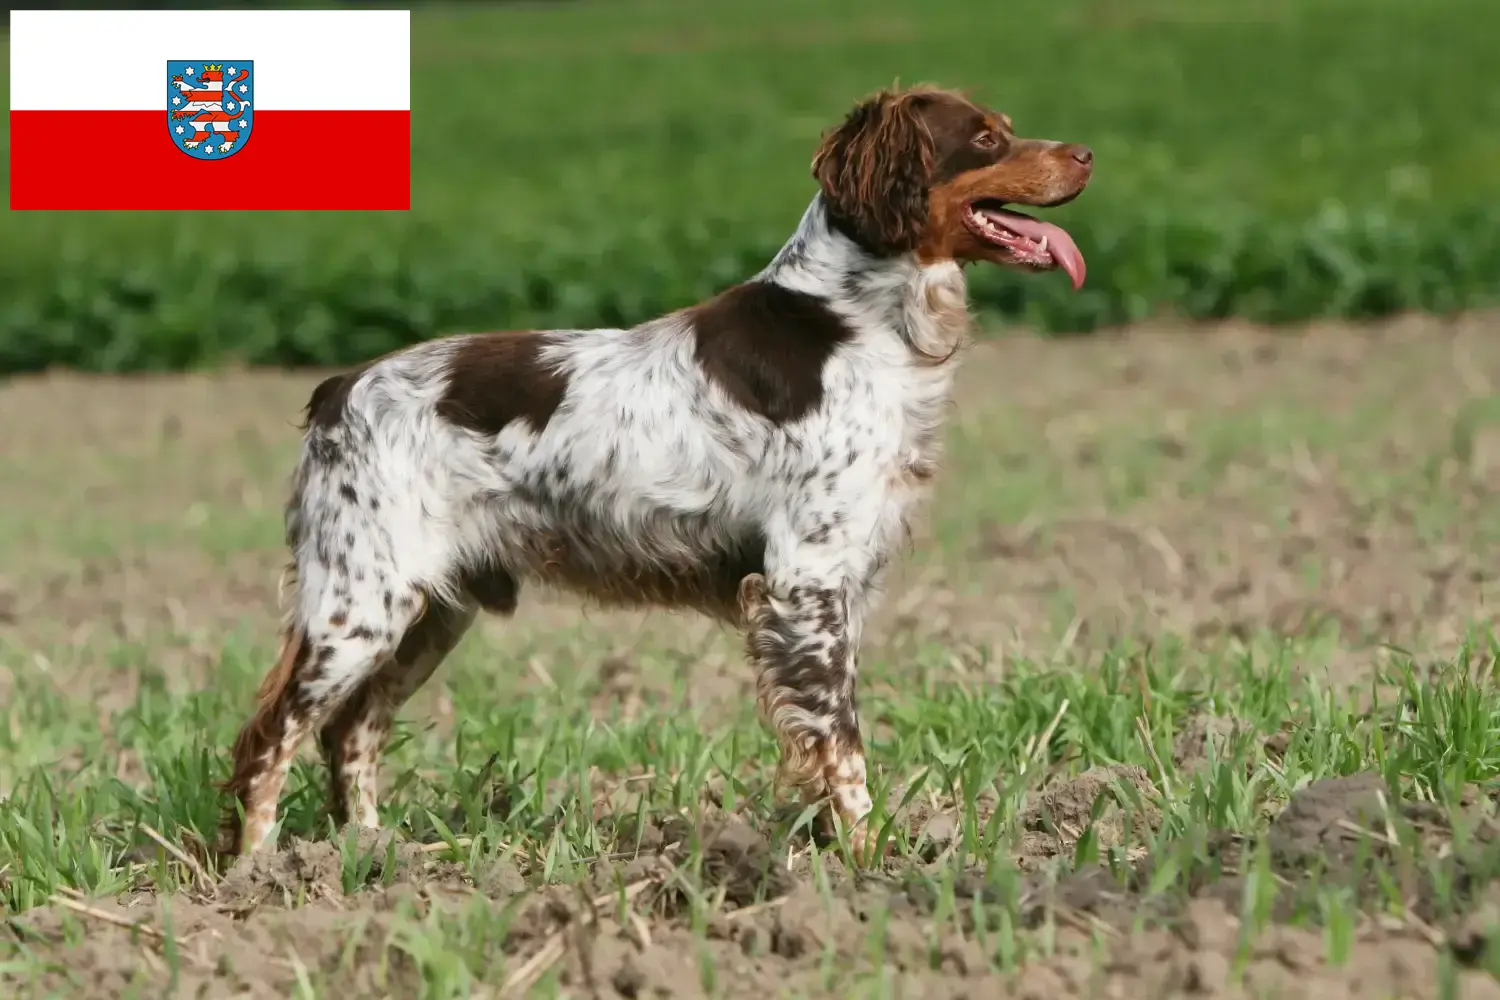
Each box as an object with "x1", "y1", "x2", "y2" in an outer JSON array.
[
  {"x1": 435, "y1": 332, "x2": 569, "y2": 436},
  {"x1": 691, "y1": 281, "x2": 854, "y2": 425}
]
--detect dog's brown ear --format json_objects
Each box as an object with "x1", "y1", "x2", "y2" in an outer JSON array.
[{"x1": 811, "y1": 90, "x2": 935, "y2": 254}]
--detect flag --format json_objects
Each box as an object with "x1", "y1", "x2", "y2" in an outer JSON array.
[{"x1": 9, "y1": 9, "x2": 410, "y2": 211}]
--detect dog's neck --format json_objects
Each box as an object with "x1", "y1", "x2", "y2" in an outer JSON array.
[{"x1": 758, "y1": 194, "x2": 970, "y2": 363}]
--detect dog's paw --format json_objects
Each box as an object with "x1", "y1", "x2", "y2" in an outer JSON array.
[{"x1": 846, "y1": 815, "x2": 891, "y2": 868}]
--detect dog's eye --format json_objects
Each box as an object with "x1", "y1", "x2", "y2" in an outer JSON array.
[{"x1": 972, "y1": 131, "x2": 999, "y2": 149}]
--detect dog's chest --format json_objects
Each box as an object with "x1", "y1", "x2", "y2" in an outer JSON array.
[
  {"x1": 888, "y1": 361, "x2": 955, "y2": 495},
  {"x1": 885, "y1": 283, "x2": 966, "y2": 481},
  {"x1": 818, "y1": 330, "x2": 959, "y2": 516}
]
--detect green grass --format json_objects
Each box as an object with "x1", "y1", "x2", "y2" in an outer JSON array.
[
  {"x1": 4, "y1": 625, "x2": 1500, "y2": 994},
  {"x1": 3, "y1": 0, "x2": 1500, "y2": 370}
]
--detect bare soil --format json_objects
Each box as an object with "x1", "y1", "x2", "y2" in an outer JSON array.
[{"x1": 3, "y1": 313, "x2": 1500, "y2": 997}]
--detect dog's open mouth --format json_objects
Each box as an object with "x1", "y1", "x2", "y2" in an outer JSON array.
[{"x1": 963, "y1": 201, "x2": 1086, "y2": 290}]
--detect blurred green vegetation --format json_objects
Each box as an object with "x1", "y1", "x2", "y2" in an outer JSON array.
[{"x1": 3, "y1": 0, "x2": 1498, "y2": 371}]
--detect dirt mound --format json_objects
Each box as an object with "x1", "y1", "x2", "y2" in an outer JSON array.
[
  {"x1": 1014, "y1": 763, "x2": 1163, "y2": 865},
  {"x1": 214, "y1": 830, "x2": 470, "y2": 911}
]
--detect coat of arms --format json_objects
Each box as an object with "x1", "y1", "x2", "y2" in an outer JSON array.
[{"x1": 168, "y1": 60, "x2": 254, "y2": 159}]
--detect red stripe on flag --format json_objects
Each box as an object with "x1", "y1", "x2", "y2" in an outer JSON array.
[{"x1": 10, "y1": 109, "x2": 410, "y2": 210}]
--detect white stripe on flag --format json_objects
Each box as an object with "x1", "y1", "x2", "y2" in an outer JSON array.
[{"x1": 9, "y1": 9, "x2": 410, "y2": 111}]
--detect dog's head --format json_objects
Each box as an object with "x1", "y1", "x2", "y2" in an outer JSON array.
[{"x1": 811, "y1": 85, "x2": 1093, "y2": 288}]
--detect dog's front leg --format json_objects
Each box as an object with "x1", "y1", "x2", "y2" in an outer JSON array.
[{"x1": 739, "y1": 555, "x2": 884, "y2": 865}]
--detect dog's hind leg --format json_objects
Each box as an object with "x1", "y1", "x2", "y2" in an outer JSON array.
[
  {"x1": 220, "y1": 548, "x2": 432, "y2": 854},
  {"x1": 317, "y1": 596, "x2": 478, "y2": 830},
  {"x1": 316, "y1": 563, "x2": 518, "y2": 831}
]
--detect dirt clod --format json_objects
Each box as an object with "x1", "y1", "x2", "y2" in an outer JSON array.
[
  {"x1": 1172, "y1": 713, "x2": 1251, "y2": 774},
  {"x1": 1017, "y1": 764, "x2": 1162, "y2": 862},
  {"x1": 1268, "y1": 772, "x2": 1394, "y2": 870},
  {"x1": 700, "y1": 818, "x2": 795, "y2": 905}
]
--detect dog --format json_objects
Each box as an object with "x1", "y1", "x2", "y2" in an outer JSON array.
[{"x1": 221, "y1": 84, "x2": 1093, "y2": 862}]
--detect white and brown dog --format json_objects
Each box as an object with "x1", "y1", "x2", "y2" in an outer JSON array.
[{"x1": 221, "y1": 84, "x2": 1093, "y2": 861}]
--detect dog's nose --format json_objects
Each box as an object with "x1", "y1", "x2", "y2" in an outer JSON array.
[{"x1": 1068, "y1": 144, "x2": 1094, "y2": 166}]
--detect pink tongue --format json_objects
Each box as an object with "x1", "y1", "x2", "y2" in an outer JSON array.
[{"x1": 982, "y1": 209, "x2": 1086, "y2": 290}]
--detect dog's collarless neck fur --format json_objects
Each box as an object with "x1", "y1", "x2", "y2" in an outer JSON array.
[{"x1": 757, "y1": 195, "x2": 972, "y2": 365}]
